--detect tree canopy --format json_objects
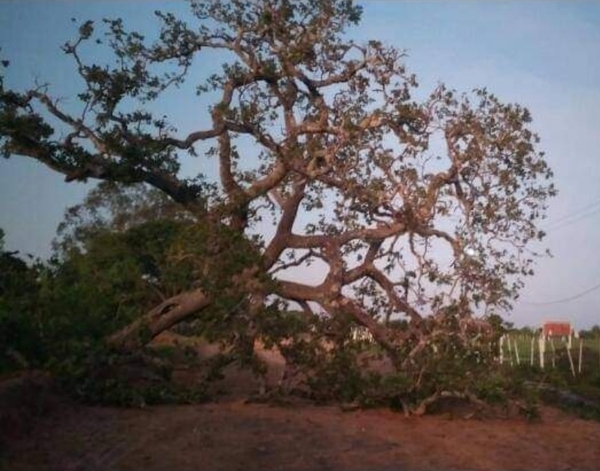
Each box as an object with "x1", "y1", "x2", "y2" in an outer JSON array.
[{"x1": 0, "y1": 0, "x2": 556, "y2": 411}]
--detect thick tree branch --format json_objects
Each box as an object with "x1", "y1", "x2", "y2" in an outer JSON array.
[{"x1": 107, "y1": 288, "x2": 211, "y2": 352}]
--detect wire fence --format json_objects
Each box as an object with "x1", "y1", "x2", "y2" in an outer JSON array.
[{"x1": 499, "y1": 333, "x2": 600, "y2": 376}]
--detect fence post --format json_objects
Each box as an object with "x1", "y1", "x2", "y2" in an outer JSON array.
[
  {"x1": 566, "y1": 343, "x2": 576, "y2": 377},
  {"x1": 530, "y1": 336, "x2": 535, "y2": 366},
  {"x1": 550, "y1": 338, "x2": 556, "y2": 368},
  {"x1": 578, "y1": 338, "x2": 583, "y2": 374},
  {"x1": 513, "y1": 338, "x2": 520, "y2": 365},
  {"x1": 539, "y1": 335, "x2": 545, "y2": 369}
]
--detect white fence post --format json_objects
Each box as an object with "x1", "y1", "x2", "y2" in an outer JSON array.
[
  {"x1": 578, "y1": 338, "x2": 583, "y2": 374},
  {"x1": 530, "y1": 336, "x2": 535, "y2": 366},
  {"x1": 566, "y1": 343, "x2": 576, "y2": 377},
  {"x1": 538, "y1": 336, "x2": 545, "y2": 369}
]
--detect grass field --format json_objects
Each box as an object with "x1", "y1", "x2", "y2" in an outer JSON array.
[
  {"x1": 498, "y1": 333, "x2": 600, "y2": 420},
  {"x1": 499, "y1": 334, "x2": 600, "y2": 374}
]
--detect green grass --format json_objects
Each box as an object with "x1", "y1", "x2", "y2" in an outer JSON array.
[
  {"x1": 498, "y1": 334, "x2": 600, "y2": 420},
  {"x1": 500, "y1": 334, "x2": 600, "y2": 373}
]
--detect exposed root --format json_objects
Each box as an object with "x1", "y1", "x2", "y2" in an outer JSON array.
[{"x1": 413, "y1": 390, "x2": 487, "y2": 417}]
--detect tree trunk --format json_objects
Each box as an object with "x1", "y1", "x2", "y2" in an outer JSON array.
[{"x1": 107, "y1": 288, "x2": 211, "y2": 352}]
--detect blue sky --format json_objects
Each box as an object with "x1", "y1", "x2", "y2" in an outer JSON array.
[{"x1": 1, "y1": 1, "x2": 599, "y2": 329}]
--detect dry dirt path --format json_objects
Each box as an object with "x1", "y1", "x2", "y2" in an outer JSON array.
[{"x1": 3, "y1": 398, "x2": 600, "y2": 471}]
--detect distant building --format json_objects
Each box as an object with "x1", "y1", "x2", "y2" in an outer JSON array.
[
  {"x1": 541, "y1": 321, "x2": 575, "y2": 346},
  {"x1": 542, "y1": 321, "x2": 572, "y2": 337},
  {"x1": 351, "y1": 326, "x2": 374, "y2": 343}
]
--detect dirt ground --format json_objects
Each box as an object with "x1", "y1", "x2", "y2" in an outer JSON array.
[
  {"x1": 3, "y1": 396, "x2": 600, "y2": 471},
  {"x1": 3, "y1": 334, "x2": 600, "y2": 471}
]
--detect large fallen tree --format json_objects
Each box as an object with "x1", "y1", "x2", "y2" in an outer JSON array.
[{"x1": 1, "y1": 0, "x2": 555, "y2": 411}]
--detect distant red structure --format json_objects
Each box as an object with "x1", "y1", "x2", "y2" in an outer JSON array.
[{"x1": 542, "y1": 321, "x2": 573, "y2": 338}]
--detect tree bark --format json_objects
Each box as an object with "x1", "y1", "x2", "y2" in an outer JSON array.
[{"x1": 107, "y1": 288, "x2": 211, "y2": 352}]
